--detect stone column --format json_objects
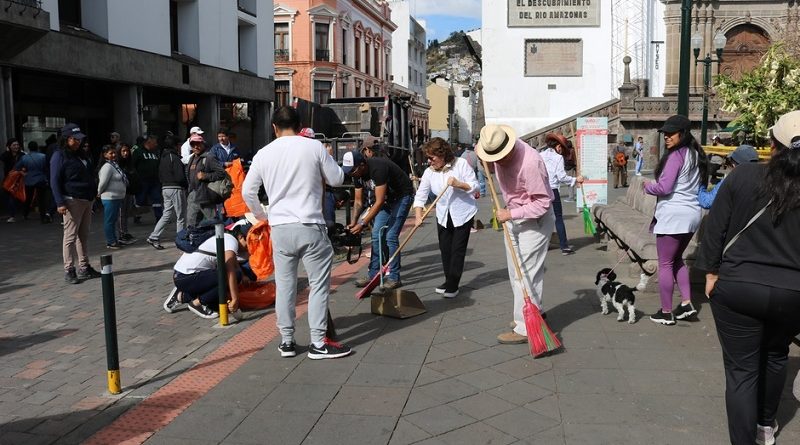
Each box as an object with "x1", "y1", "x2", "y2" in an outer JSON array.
[
  {"x1": 664, "y1": 12, "x2": 679, "y2": 96},
  {"x1": 251, "y1": 101, "x2": 271, "y2": 152},
  {"x1": 197, "y1": 95, "x2": 220, "y2": 136},
  {"x1": 0, "y1": 67, "x2": 14, "y2": 146},
  {"x1": 113, "y1": 85, "x2": 142, "y2": 144}
]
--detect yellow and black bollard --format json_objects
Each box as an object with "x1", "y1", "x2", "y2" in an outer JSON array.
[
  {"x1": 100, "y1": 254, "x2": 121, "y2": 395},
  {"x1": 216, "y1": 223, "x2": 229, "y2": 326}
]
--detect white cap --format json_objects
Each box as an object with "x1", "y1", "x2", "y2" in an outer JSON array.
[{"x1": 189, "y1": 126, "x2": 204, "y2": 135}]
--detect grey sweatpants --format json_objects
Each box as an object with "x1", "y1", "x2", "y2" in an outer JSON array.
[
  {"x1": 271, "y1": 223, "x2": 333, "y2": 345},
  {"x1": 149, "y1": 187, "x2": 186, "y2": 240}
]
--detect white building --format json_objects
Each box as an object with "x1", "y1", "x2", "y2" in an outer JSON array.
[
  {"x1": 481, "y1": 1, "x2": 670, "y2": 136},
  {"x1": 1, "y1": 0, "x2": 275, "y2": 153},
  {"x1": 388, "y1": 0, "x2": 427, "y2": 99}
]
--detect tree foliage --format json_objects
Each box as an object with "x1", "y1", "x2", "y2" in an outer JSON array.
[{"x1": 716, "y1": 44, "x2": 800, "y2": 144}]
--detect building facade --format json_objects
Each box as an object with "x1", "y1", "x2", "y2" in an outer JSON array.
[
  {"x1": 662, "y1": 0, "x2": 799, "y2": 96},
  {"x1": 481, "y1": 0, "x2": 615, "y2": 135},
  {"x1": 273, "y1": 0, "x2": 396, "y2": 106},
  {"x1": 0, "y1": 0, "x2": 275, "y2": 156},
  {"x1": 388, "y1": 0, "x2": 427, "y2": 99},
  {"x1": 427, "y1": 81, "x2": 449, "y2": 141}
]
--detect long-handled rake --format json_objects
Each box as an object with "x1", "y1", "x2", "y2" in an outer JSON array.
[{"x1": 482, "y1": 160, "x2": 562, "y2": 357}]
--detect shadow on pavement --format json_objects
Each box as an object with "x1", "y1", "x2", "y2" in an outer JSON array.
[
  {"x1": 331, "y1": 290, "x2": 477, "y2": 348},
  {"x1": 114, "y1": 261, "x2": 175, "y2": 276},
  {"x1": 0, "y1": 329, "x2": 78, "y2": 358},
  {"x1": 0, "y1": 389, "x2": 198, "y2": 445}
]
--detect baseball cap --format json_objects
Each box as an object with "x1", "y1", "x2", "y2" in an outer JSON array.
[
  {"x1": 189, "y1": 126, "x2": 204, "y2": 135},
  {"x1": 189, "y1": 134, "x2": 204, "y2": 143},
  {"x1": 363, "y1": 135, "x2": 378, "y2": 149},
  {"x1": 658, "y1": 115, "x2": 692, "y2": 133},
  {"x1": 770, "y1": 110, "x2": 800, "y2": 149},
  {"x1": 61, "y1": 123, "x2": 86, "y2": 141},
  {"x1": 298, "y1": 127, "x2": 316, "y2": 139},
  {"x1": 342, "y1": 150, "x2": 366, "y2": 175},
  {"x1": 729, "y1": 144, "x2": 759, "y2": 165}
]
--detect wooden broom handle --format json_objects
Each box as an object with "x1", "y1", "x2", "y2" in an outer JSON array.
[
  {"x1": 380, "y1": 184, "x2": 450, "y2": 269},
  {"x1": 481, "y1": 160, "x2": 531, "y2": 302}
]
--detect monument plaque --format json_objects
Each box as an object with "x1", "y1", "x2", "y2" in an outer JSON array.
[
  {"x1": 524, "y1": 39, "x2": 583, "y2": 77},
  {"x1": 508, "y1": 0, "x2": 601, "y2": 27}
]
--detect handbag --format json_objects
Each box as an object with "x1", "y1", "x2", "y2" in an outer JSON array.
[
  {"x1": 2, "y1": 170, "x2": 26, "y2": 202},
  {"x1": 722, "y1": 199, "x2": 772, "y2": 256},
  {"x1": 201, "y1": 157, "x2": 233, "y2": 204}
]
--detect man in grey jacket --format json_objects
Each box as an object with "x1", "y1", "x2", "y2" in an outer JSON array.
[
  {"x1": 186, "y1": 134, "x2": 225, "y2": 226},
  {"x1": 147, "y1": 135, "x2": 188, "y2": 249}
]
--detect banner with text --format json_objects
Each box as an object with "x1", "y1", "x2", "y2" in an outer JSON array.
[
  {"x1": 576, "y1": 117, "x2": 608, "y2": 209},
  {"x1": 508, "y1": 0, "x2": 601, "y2": 27}
]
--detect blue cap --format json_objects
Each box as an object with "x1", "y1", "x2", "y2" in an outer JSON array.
[
  {"x1": 61, "y1": 123, "x2": 86, "y2": 141},
  {"x1": 729, "y1": 144, "x2": 759, "y2": 165},
  {"x1": 342, "y1": 150, "x2": 366, "y2": 175}
]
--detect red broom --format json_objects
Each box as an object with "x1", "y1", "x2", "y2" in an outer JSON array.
[
  {"x1": 355, "y1": 184, "x2": 450, "y2": 299},
  {"x1": 481, "y1": 160, "x2": 562, "y2": 357}
]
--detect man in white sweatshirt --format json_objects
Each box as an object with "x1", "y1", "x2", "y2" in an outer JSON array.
[{"x1": 242, "y1": 106, "x2": 351, "y2": 360}]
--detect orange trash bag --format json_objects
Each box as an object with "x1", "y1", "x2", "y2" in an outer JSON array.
[
  {"x1": 238, "y1": 281, "x2": 276, "y2": 310},
  {"x1": 247, "y1": 221, "x2": 274, "y2": 280},
  {"x1": 3, "y1": 171, "x2": 26, "y2": 202},
  {"x1": 224, "y1": 159, "x2": 248, "y2": 217}
]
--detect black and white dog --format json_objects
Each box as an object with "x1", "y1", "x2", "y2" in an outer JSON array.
[{"x1": 595, "y1": 268, "x2": 637, "y2": 324}]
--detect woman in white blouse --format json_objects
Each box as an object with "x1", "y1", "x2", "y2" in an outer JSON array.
[{"x1": 413, "y1": 138, "x2": 479, "y2": 298}]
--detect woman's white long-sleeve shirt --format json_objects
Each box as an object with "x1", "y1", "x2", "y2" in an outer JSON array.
[
  {"x1": 540, "y1": 147, "x2": 576, "y2": 190},
  {"x1": 413, "y1": 157, "x2": 479, "y2": 228}
]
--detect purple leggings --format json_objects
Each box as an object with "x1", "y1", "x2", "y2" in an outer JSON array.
[{"x1": 656, "y1": 233, "x2": 694, "y2": 312}]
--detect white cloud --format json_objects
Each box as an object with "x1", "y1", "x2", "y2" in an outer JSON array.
[{"x1": 413, "y1": 0, "x2": 481, "y2": 19}]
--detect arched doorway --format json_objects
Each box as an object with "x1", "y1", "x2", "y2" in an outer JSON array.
[{"x1": 719, "y1": 24, "x2": 771, "y2": 80}]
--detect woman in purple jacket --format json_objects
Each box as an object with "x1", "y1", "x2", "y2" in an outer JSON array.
[{"x1": 643, "y1": 115, "x2": 708, "y2": 326}]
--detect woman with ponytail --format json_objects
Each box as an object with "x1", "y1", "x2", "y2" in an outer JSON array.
[
  {"x1": 643, "y1": 114, "x2": 708, "y2": 326},
  {"x1": 696, "y1": 110, "x2": 800, "y2": 445}
]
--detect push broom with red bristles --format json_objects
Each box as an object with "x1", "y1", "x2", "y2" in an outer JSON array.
[{"x1": 481, "y1": 160, "x2": 562, "y2": 357}]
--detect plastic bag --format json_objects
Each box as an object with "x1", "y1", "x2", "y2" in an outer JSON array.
[
  {"x1": 247, "y1": 221, "x2": 274, "y2": 280},
  {"x1": 2, "y1": 171, "x2": 25, "y2": 202},
  {"x1": 238, "y1": 281, "x2": 276, "y2": 310}
]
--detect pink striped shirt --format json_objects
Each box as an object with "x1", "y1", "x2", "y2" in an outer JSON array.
[{"x1": 495, "y1": 139, "x2": 554, "y2": 220}]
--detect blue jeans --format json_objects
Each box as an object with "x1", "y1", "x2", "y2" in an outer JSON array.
[
  {"x1": 477, "y1": 169, "x2": 487, "y2": 197},
  {"x1": 635, "y1": 155, "x2": 644, "y2": 174},
  {"x1": 368, "y1": 194, "x2": 413, "y2": 281},
  {"x1": 323, "y1": 190, "x2": 335, "y2": 229},
  {"x1": 551, "y1": 189, "x2": 569, "y2": 250},
  {"x1": 101, "y1": 199, "x2": 123, "y2": 244}
]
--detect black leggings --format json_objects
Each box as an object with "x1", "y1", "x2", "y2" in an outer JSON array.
[
  {"x1": 174, "y1": 269, "x2": 241, "y2": 307},
  {"x1": 709, "y1": 279, "x2": 800, "y2": 444}
]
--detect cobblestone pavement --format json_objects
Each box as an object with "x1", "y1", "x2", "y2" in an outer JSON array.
[{"x1": 1, "y1": 178, "x2": 799, "y2": 445}]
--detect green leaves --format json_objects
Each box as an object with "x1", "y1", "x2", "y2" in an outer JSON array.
[{"x1": 716, "y1": 44, "x2": 800, "y2": 145}]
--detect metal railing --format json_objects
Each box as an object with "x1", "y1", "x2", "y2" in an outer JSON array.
[
  {"x1": 275, "y1": 49, "x2": 289, "y2": 62},
  {"x1": 315, "y1": 49, "x2": 330, "y2": 62}
]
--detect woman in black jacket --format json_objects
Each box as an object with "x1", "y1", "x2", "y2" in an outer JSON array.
[{"x1": 696, "y1": 110, "x2": 800, "y2": 445}]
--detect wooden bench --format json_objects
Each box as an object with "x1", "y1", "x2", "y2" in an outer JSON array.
[{"x1": 591, "y1": 175, "x2": 704, "y2": 290}]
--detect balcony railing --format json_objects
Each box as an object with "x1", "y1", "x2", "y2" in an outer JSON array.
[
  {"x1": 275, "y1": 49, "x2": 289, "y2": 62},
  {"x1": 315, "y1": 49, "x2": 330, "y2": 62},
  {"x1": 9, "y1": 0, "x2": 42, "y2": 7}
]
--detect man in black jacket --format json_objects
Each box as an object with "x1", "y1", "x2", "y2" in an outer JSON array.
[
  {"x1": 186, "y1": 134, "x2": 226, "y2": 225},
  {"x1": 146, "y1": 135, "x2": 188, "y2": 250}
]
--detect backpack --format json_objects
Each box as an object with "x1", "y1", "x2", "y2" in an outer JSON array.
[
  {"x1": 615, "y1": 151, "x2": 627, "y2": 167},
  {"x1": 175, "y1": 221, "x2": 217, "y2": 253}
]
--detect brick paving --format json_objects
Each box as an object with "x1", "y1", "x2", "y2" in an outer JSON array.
[{"x1": 1, "y1": 178, "x2": 799, "y2": 444}]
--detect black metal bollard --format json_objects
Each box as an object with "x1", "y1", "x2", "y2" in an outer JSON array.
[
  {"x1": 100, "y1": 254, "x2": 121, "y2": 395},
  {"x1": 216, "y1": 223, "x2": 229, "y2": 326}
]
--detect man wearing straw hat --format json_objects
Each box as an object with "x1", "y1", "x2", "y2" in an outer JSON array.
[{"x1": 476, "y1": 124, "x2": 556, "y2": 344}]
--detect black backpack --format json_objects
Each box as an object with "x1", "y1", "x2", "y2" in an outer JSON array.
[{"x1": 175, "y1": 221, "x2": 217, "y2": 253}]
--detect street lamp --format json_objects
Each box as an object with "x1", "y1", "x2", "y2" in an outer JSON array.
[{"x1": 692, "y1": 30, "x2": 727, "y2": 145}]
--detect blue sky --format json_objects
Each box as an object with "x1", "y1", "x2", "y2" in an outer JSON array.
[{"x1": 409, "y1": 0, "x2": 481, "y2": 42}]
